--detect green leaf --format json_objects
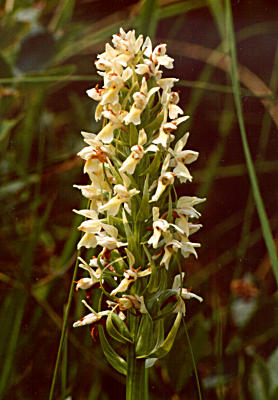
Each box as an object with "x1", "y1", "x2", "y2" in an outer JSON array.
[
  {"x1": 122, "y1": 209, "x2": 140, "y2": 262},
  {"x1": 143, "y1": 244, "x2": 158, "y2": 294},
  {"x1": 110, "y1": 250, "x2": 127, "y2": 274},
  {"x1": 0, "y1": 20, "x2": 30, "y2": 51},
  {"x1": 139, "y1": 151, "x2": 161, "y2": 178},
  {"x1": 99, "y1": 326, "x2": 127, "y2": 375},
  {"x1": 49, "y1": 0, "x2": 75, "y2": 31},
  {"x1": 136, "y1": 174, "x2": 149, "y2": 223},
  {"x1": 0, "y1": 119, "x2": 18, "y2": 142},
  {"x1": 167, "y1": 191, "x2": 173, "y2": 223},
  {"x1": 268, "y1": 346, "x2": 278, "y2": 397},
  {"x1": 129, "y1": 123, "x2": 138, "y2": 147},
  {"x1": 225, "y1": 0, "x2": 278, "y2": 285},
  {"x1": 159, "y1": 0, "x2": 207, "y2": 19},
  {"x1": 144, "y1": 111, "x2": 164, "y2": 136},
  {"x1": 54, "y1": 22, "x2": 121, "y2": 63},
  {"x1": 135, "y1": 314, "x2": 155, "y2": 357},
  {"x1": 0, "y1": 53, "x2": 13, "y2": 78},
  {"x1": 106, "y1": 157, "x2": 123, "y2": 184},
  {"x1": 134, "y1": 0, "x2": 159, "y2": 39},
  {"x1": 138, "y1": 311, "x2": 182, "y2": 359},
  {"x1": 106, "y1": 311, "x2": 133, "y2": 344}
]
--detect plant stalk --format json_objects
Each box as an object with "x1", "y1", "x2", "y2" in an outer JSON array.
[
  {"x1": 126, "y1": 314, "x2": 147, "y2": 400},
  {"x1": 126, "y1": 344, "x2": 147, "y2": 400}
]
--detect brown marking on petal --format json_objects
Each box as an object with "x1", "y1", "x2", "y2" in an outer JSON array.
[
  {"x1": 90, "y1": 326, "x2": 99, "y2": 342},
  {"x1": 155, "y1": 249, "x2": 163, "y2": 257},
  {"x1": 103, "y1": 248, "x2": 111, "y2": 261},
  {"x1": 161, "y1": 177, "x2": 170, "y2": 185}
]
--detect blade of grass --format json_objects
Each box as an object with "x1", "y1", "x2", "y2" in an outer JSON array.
[
  {"x1": 48, "y1": 250, "x2": 80, "y2": 400},
  {"x1": 225, "y1": 0, "x2": 278, "y2": 285},
  {"x1": 16, "y1": 88, "x2": 45, "y2": 173},
  {"x1": 135, "y1": 0, "x2": 159, "y2": 39},
  {"x1": 236, "y1": 43, "x2": 278, "y2": 275},
  {"x1": 48, "y1": 0, "x2": 75, "y2": 32},
  {"x1": 159, "y1": 0, "x2": 207, "y2": 19},
  {"x1": 61, "y1": 321, "x2": 68, "y2": 399},
  {"x1": 182, "y1": 319, "x2": 203, "y2": 400},
  {"x1": 0, "y1": 294, "x2": 27, "y2": 398},
  {"x1": 0, "y1": 74, "x2": 101, "y2": 83}
]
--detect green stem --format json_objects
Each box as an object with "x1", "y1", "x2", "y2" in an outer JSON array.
[
  {"x1": 126, "y1": 345, "x2": 146, "y2": 400},
  {"x1": 48, "y1": 251, "x2": 80, "y2": 400},
  {"x1": 126, "y1": 314, "x2": 147, "y2": 400}
]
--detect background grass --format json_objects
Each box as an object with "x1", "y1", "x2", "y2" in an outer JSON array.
[{"x1": 1, "y1": 0, "x2": 278, "y2": 399}]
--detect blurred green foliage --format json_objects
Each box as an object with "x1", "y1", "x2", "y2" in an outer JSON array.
[{"x1": 1, "y1": 0, "x2": 278, "y2": 399}]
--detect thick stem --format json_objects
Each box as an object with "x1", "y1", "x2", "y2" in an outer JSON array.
[
  {"x1": 126, "y1": 314, "x2": 148, "y2": 400},
  {"x1": 126, "y1": 344, "x2": 147, "y2": 400}
]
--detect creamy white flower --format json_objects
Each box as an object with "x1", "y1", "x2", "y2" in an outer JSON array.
[
  {"x1": 151, "y1": 171, "x2": 174, "y2": 202},
  {"x1": 168, "y1": 132, "x2": 198, "y2": 183},
  {"x1": 148, "y1": 207, "x2": 169, "y2": 248},
  {"x1": 96, "y1": 231, "x2": 127, "y2": 250},
  {"x1": 111, "y1": 267, "x2": 151, "y2": 296},
  {"x1": 119, "y1": 129, "x2": 147, "y2": 175},
  {"x1": 78, "y1": 257, "x2": 102, "y2": 283},
  {"x1": 98, "y1": 184, "x2": 139, "y2": 216},
  {"x1": 100, "y1": 73, "x2": 125, "y2": 105},
  {"x1": 77, "y1": 233, "x2": 98, "y2": 250},
  {"x1": 119, "y1": 144, "x2": 144, "y2": 174},
  {"x1": 176, "y1": 196, "x2": 206, "y2": 219},
  {"x1": 80, "y1": 131, "x2": 115, "y2": 154},
  {"x1": 75, "y1": 209, "x2": 118, "y2": 249},
  {"x1": 96, "y1": 105, "x2": 127, "y2": 143},
  {"x1": 157, "y1": 78, "x2": 179, "y2": 91},
  {"x1": 179, "y1": 235, "x2": 201, "y2": 259},
  {"x1": 152, "y1": 44, "x2": 174, "y2": 68},
  {"x1": 172, "y1": 273, "x2": 203, "y2": 302},
  {"x1": 107, "y1": 294, "x2": 147, "y2": 313},
  {"x1": 169, "y1": 92, "x2": 183, "y2": 118},
  {"x1": 73, "y1": 310, "x2": 109, "y2": 328},
  {"x1": 160, "y1": 239, "x2": 181, "y2": 269},
  {"x1": 148, "y1": 207, "x2": 184, "y2": 248},
  {"x1": 135, "y1": 59, "x2": 162, "y2": 79},
  {"x1": 153, "y1": 116, "x2": 189, "y2": 148},
  {"x1": 123, "y1": 77, "x2": 159, "y2": 125},
  {"x1": 112, "y1": 28, "x2": 143, "y2": 55},
  {"x1": 75, "y1": 277, "x2": 95, "y2": 291}
]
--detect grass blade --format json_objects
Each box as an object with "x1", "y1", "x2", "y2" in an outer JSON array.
[
  {"x1": 182, "y1": 319, "x2": 203, "y2": 400},
  {"x1": 48, "y1": 251, "x2": 80, "y2": 400},
  {"x1": 159, "y1": 0, "x2": 207, "y2": 19},
  {"x1": 225, "y1": 0, "x2": 278, "y2": 285},
  {"x1": 135, "y1": 0, "x2": 159, "y2": 39}
]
